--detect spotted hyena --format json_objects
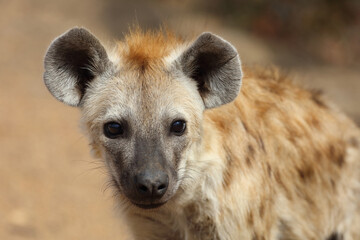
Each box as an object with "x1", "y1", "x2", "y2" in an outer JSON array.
[{"x1": 43, "y1": 27, "x2": 360, "y2": 240}]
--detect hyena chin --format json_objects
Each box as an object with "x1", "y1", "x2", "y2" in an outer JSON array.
[{"x1": 44, "y1": 27, "x2": 360, "y2": 240}]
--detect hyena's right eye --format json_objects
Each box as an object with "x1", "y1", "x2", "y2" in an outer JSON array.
[{"x1": 104, "y1": 122, "x2": 124, "y2": 139}]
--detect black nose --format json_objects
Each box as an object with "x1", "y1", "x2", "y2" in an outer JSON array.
[{"x1": 135, "y1": 170, "x2": 169, "y2": 199}]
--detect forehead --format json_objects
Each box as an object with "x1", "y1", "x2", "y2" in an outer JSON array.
[
  {"x1": 84, "y1": 68, "x2": 199, "y2": 130},
  {"x1": 107, "y1": 70, "x2": 183, "y2": 118}
]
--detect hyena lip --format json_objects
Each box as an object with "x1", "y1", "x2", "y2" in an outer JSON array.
[{"x1": 132, "y1": 201, "x2": 167, "y2": 210}]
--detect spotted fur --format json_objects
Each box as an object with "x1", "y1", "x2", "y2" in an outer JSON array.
[{"x1": 44, "y1": 28, "x2": 360, "y2": 240}]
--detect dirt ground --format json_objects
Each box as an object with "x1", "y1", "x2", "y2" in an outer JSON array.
[{"x1": 0, "y1": 1, "x2": 359, "y2": 239}]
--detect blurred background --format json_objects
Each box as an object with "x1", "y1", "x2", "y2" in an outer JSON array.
[{"x1": 0, "y1": 0, "x2": 359, "y2": 239}]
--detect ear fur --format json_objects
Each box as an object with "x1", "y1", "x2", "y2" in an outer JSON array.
[
  {"x1": 179, "y1": 32, "x2": 242, "y2": 109},
  {"x1": 43, "y1": 27, "x2": 110, "y2": 107}
]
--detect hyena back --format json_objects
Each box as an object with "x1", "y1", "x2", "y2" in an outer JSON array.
[{"x1": 43, "y1": 27, "x2": 360, "y2": 240}]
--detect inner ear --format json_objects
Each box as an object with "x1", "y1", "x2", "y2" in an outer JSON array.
[
  {"x1": 179, "y1": 32, "x2": 242, "y2": 109},
  {"x1": 55, "y1": 45, "x2": 96, "y2": 96},
  {"x1": 189, "y1": 50, "x2": 231, "y2": 94}
]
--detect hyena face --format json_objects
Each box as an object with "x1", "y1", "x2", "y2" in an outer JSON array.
[
  {"x1": 81, "y1": 69, "x2": 204, "y2": 208},
  {"x1": 44, "y1": 28, "x2": 242, "y2": 209}
]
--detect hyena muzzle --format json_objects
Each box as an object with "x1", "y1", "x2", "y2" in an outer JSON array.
[{"x1": 44, "y1": 27, "x2": 360, "y2": 240}]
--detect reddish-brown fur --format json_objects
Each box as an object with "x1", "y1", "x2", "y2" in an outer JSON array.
[{"x1": 118, "y1": 27, "x2": 182, "y2": 72}]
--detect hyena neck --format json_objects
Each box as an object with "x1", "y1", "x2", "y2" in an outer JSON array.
[{"x1": 167, "y1": 117, "x2": 229, "y2": 238}]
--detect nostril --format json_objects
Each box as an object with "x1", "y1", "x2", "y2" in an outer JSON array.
[
  {"x1": 138, "y1": 184, "x2": 149, "y2": 193},
  {"x1": 157, "y1": 184, "x2": 167, "y2": 191}
]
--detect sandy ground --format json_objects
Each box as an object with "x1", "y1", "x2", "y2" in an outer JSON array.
[{"x1": 0, "y1": 1, "x2": 359, "y2": 239}]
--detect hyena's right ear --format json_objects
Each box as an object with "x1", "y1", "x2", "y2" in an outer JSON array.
[{"x1": 44, "y1": 28, "x2": 111, "y2": 107}]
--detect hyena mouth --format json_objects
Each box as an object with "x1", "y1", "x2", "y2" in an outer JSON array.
[{"x1": 132, "y1": 201, "x2": 167, "y2": 210}]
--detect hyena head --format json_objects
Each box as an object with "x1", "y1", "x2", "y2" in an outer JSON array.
[{"x1": 44, "y1": 28, "x2": 242, "y2": 209}]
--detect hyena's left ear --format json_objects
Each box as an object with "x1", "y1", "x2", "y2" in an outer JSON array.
[
  {"x1": 44, "y1": 27, "x2": 111, "y2": 107},
  {"x1": 178, "y1": 33, "x2": 242, "y2": 109}
]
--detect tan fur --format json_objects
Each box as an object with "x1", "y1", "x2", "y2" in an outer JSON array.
[
  {"x1": 88, "y1": 31, "x2": 359, "y2": 240},
  {"x1": 45, "y1": 28, "x2": 360, "y2": 240},
  {"x1": 200, "y1": 67, "x2": 360, "y2": 239}
]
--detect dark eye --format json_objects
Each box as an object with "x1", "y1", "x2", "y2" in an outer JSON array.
[
  {"x1": 104, "y1": 122, "x2": 124, "y2": 139},
  {"x1": 170, "y1": 120, "x2": 186, "y2": 136}
]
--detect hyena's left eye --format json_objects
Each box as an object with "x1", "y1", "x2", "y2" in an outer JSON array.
[
  {"x1": 170, "y1": 120, "x2": 186, "y2": 136},
  {"x1": 104, "y1": 122, "x2": 124, "y2": 139}
]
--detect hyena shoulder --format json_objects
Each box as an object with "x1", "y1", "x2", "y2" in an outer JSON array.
[{"x1": 199, "y1": 67, "x2": 360, "y2": 239}]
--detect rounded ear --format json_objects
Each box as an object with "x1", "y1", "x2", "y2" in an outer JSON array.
[
  {"x1": 43, "y1": 27, "x2": 111, "y2": 107},
  {"x1": 178, "y1": 32, "x2": 242, "y2": 109}
]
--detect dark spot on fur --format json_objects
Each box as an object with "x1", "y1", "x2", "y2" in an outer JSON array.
[
  {"x1": 222, "y1": 145, "x2": 240, "y2": 190},
  {"x1": 311, "y1": 118, "x2": 321, "y2": 129},
  {"x1": 259, "y1": 136, "x2": 266, "y2": 153},
  {"x1": 349, "y1": 137, "x2": 359, "y2": 147},
  {"x1": 298, "y1": 169, "x2": 305, "y2": 180},
  {"x1": 223, "y1": 150, "x2": 233, "y2": 189},
  {"x1": 246, "y1": 157, "x2": 252, "y2": 167},
  {"x1": 274, "y1": 171, "x2": 283, "y2": 186},
  {"x1": 259, "y1": 204, "x2": 265, "y2": 218},
  {"x1": 310, "y1": 89, "x2": 328, "y2": 108},
  {"x1": 242, "y1": 120, "x2": 249, "y2": 133},
  {"x1": 247, "y1": 211, "x2": 254, "y2": 226},
  {"x1": 297, "y1": 166, "x2": 314, "y2": 181},
  {"x1": 306, "y1": 115, "x2": 321, "y2": 129},
  {"x1": 329, "y1": 145, "x2": 335, "y2": 155},
  {"x1": 216, "y1": 120, "x2": 227, "y2": 131},
  {"x1": 326, "y1": 232, "x2": 343, "y2": 240},
  {"x1": 252, "y1": 234, "x2": 258, "y2": 240},
  {"x1": 336, "y1": 154, "x2": 345, "y2": 167},
  {"x1": 330, "y1": 178, "x2": 336, "y2": 189},
  {"x1": 140, "y1": 63, "x2": 146, "y2": 73},
  {"x1": 248, "y1": 144, "x2": 255, "y2": 157},
  {"x1": 266, "y1": 163, "x2": 272, "y2": 177},
  {"x1": 329, "y1": 144, "x2": 346, "y2": 167}
]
